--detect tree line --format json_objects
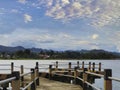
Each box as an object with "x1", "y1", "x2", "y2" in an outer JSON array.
[{"x1": 0, "y1": 49, "x2": 120, "y2": 59}]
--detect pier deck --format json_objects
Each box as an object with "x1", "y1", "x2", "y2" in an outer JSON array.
[{"x1": 36, "y1": 77, "x2": 82, "y2": 90}]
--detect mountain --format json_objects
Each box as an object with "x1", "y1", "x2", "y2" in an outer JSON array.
[
  {"x1": 0, "y1": 45, "x2": 43, "y2": 53},
  {"x1": 0, "y1": 45, "x2": 120, "y2": 56},
  {"x1": 0, "y1": 45, "x2": 25, "y2": 52}
]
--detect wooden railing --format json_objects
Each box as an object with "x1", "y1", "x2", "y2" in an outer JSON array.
[
  {"x1": 0, "y1": 63, "x2": 40, "y2": 90},
  {"x1": 0, "y1": 61, "x2": 120, "y2": 90},
  {"x1": 46, "y1": 61, "x2": 120, "y2": 90}
]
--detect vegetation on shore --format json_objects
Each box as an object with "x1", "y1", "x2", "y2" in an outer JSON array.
[{"x1": 0, "y1": 49, "x2": 120, "y2": 60}]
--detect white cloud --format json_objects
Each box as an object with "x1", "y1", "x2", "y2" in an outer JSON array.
[
  {"x1": 18, "y1": 0, "x2": 26, "y2": 4},
  {"x1": 11, "y1": 9, "x2": 19, "y2": 13},
  {"x1": 24, "y1": 14, "x2": 32, "y2": 23},
  {"x1": 0, "y1": 28, "x2": 119, "y2": 51},
  {"x1": 0, "y1": 28, "x2": 98, "y2": 50},
  {"x1": 37, "y1": 0, "x2": 120, "y2": 27},
  {"x1": 92, "y1": 34, "x2": 99, "y2": 40}
]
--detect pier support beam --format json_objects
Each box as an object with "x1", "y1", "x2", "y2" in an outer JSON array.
[
  {"x1": 21, "y1": 65, "x2": 24, "y2": 87},
  {"x1": 68, "y1": 62, "x2": 71, "y2": 75},
  {"x1": 92, "y1": 62, "x2": 95, "y2": 72},
  {"x1": 104, "y1": 69, "x2": 112, "y2": 90},
  {"x1": 88, "y1": 62, "x2": 91, "y2": 71},
  {"x1": 11, "y1": 62, "x2": 14, "y2": 73},
  {"x1": 56, "y1": 61, "x2": 58, "y2": 70},
  {"x1": 83, "y1": 68, "x2": 88, "y2": 90},
  {"x1": 99, "y1": 62, "x2": 101, "y2": 71},
  {"x1": 35, "y1": 62, "x2": 40, "y2": 86},
  {"x1": 49, "y1": 65, "x2": 52, "y2": 80},
  {"x1": 77, "y1": 61, "x2": 79, "y2": 68},
  {"x1": 82, "y1": 62, "x2": 84, "y2": 70},
  {"x1": 31, "y1": 68, "x2": 36, "y2": 90},
  {"x1": 11, "y1": 71, "x2": 20, "y2": 90}
]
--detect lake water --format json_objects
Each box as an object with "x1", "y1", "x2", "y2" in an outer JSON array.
[{"x1": 0, "y1": 59, "x2": 120, "y2": 90}]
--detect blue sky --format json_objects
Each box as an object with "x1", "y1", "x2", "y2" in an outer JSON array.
[{"x1": 0, "y1": 0, "x2": 120, "y2": 52}]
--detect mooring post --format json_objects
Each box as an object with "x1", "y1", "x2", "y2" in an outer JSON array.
[
  {"x1": 49, "y1": 65, "x2": 52, "y2": 80},
  {"x1": 35, "y1": 62, "x2": 40, "y2": 86},
  {"x1": 68, "y1": 62, "x2": 71, "y2": 74},
  {"x1": 56, "y1": 61, "x2": 58, "y2": 70},
  {"x1": 74, "y1": 67, "x2": 78, "y2": 84},
  {"x1": 11, "y1": 62, "x2": 14, "y2": 73},
  {"x1": 104, "y1": 69, "x2": 112, "y2": 90},
  {"x1": 11, "y1": 71, "x2": 20, "y2": 90},
  {"x1": 92, "y1": 62, "x2": 95, "y2": 72},
  {"x1": 83, "y1": 68, "x2": 88, "y2": 90},
  {"x1": 82, "y1": 61, "x2": 84, "y2": 70},
  {"x1": 31, "y1": 68, "x2": 36, "y2": 90},
  {"x1": 99, "y1": 62, "x2": 101, "y2": 71},
  {"x1": 21, "y1": 65, "x2": 24, "y2": 87},
  {"x1": 77, "y1": 61, "x2": 79, "y2": 68},
  {"x1": 88, "y1": 62, "x2": 91, "y2": 71}
]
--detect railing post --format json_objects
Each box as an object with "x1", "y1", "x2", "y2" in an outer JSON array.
[
  {"x1": 11, "y1": 71, "x2": 20, "y2": 90},
  {"x1": 99, "y1": 62, "x2": 101, "y2": 71},
  {"x1": 88, "y1": 62, "x2": 91, "y2": 71},
  {"x1": 68, "y1": 62, "x2": 71, "y2": 74},
  {"x1": 104, "y1": 69, "x2": 112, "y2": 90},
  {"x1": 77, "y1": 61, "x2": 79, "y2": 68},
  {"x1": 74, "y1": 67, "x2": 78, "y2": 84},
  {"x1": 49, "y1": 65, "x2": 52, "y2": 80},
  {"x1": 35, "y1": 62, "x2": 40, "y2": 86},
  {"x1": 83, "y1": 68, "x2": 88, "y2": 90},
  {"x1": 21, "y1": 65, "x2": 24, "y2": 87},
  {"x1": 36, "y1": 62, "x2": 39, "y2": 69},
  {"x1": 56, "y1": 61, "x2": 58, "y2": 69},
  {"x1": 11, "y1": 62, "x2": 14, "y2": 73},
  {"x1": 31, "y1": 68, "x2": 36, "y2": 90},
  {"x1": 92, "y1": 62, "x2": 95, "y2": 72},
  {"x1": 82, "y1": 61, "x2": 84, "y2": 70}
]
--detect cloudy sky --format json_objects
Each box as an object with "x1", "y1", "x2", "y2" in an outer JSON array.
[{"x1": 0, "y1": 0, "x2": 120, "y2": 52}]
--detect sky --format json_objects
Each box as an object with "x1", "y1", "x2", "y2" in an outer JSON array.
[{"x1": 0, "y1": 0, "x2": 120, "y2": 52}]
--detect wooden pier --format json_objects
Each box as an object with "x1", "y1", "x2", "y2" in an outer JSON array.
[
  {"x1": 37, "y1": 77, "x2": 82, "y2": 90},
  {"x1": 0, "y1": 61, "x2": 120, "y2": 90}
]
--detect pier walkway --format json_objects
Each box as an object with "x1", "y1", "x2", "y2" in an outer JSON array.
[
  {"x1": 37, "y1": 77, "x2": 82, "y2": 90},
  {"x1": 0, "y1": 61, "x2": 120, "y2": 90}
]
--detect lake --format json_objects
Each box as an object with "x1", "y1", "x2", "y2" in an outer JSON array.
[{"x1": 0, "y1": 59, "x2": 120, "y2": 90}]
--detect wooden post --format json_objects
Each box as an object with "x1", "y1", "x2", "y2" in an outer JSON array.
[
  {"x1": 49, "y1": 65, "x2": 52, "y2": 80},
  {"x1": 31, "y1": 68, "x2": 36, "y2": 90},
  {"x1": 104, "y1": 69, "x2": 112, "y2": 90},
  {"x1": 82, "y1": 61, "x2": 84, "y2": 70},
  {"x1": 11, "y1": 62, "x2": 14, "y2": 73},
  {"x1": 56, "y1": 61, "x2": 58, "y2": 69},
  {"x1": 99, "y1": 62, "x2": 101, "y2": 71},
  {"x1": 35, "y1": 62, "x2": 40, "y2": 86},
  {"x1": 77, "y1": 61, "x2": 79, "y2": 68},
  {"x1": 92, "y1": 62, "x2": 95, "y2": 72},
  {"x1": 88, "y1": 62, "x2": 91, "y2": 71},
  {"x1": 36, "y1": 62, "x2": 39, "y2": 69},
  {"x1": 83, "y1": 68, "x2": 88, "y2": 90},
  {"x1": 21, "y1": 65, "x2": 24, "y2": 87},
  {"x1": 11, "y1": 71, "x2": 20, "y2": 90},
  {"x1": 74, "y1": 67, "x2": 78, "y2": 84},
  {"x1": 68, "y1": 62, "x2": 71, "y2": 74}
]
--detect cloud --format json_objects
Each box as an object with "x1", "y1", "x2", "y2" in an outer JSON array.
[
  {"x1": 24, "y1": 14, "x2": 32, "y2": 23},
  {"x1": 0, "y1": 28, "x2": 119, "y2": 51},
  {"x1": 18, "y1": 0, "x2": 26, "y2": 4},
  {"x1": 11, "y1": 9, "x2": 19, "y2": 13},
  {"x1": 92, "y1": 34, "x2": 99, "y2": 40},
  {"x1": 37, "y1": 0, "x2": 120, "y2": 27}
]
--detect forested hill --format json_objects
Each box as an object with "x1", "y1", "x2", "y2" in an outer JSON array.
[{"x1": 0, "y1": 45, "x2": 120, "y2": 59}]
